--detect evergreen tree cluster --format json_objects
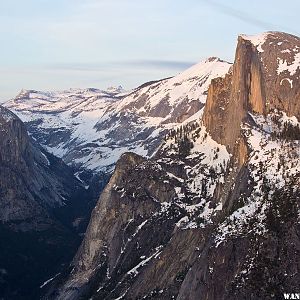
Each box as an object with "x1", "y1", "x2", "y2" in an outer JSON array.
[
  {"x1": 280, "y1": 122, "x2": 300, "y2": 140},
  {"x1": 165, "y1": 121, "x2": 199, "y2": 142},
  {"x1": 178, "y1": 136, "x2": 194, "y2": 157},
  {"x1": 270, "y1": 114, "x2": 300, "y2": 140},
  {"x1": 165, "y1": 121, "x2": 200, "y2": 158}
]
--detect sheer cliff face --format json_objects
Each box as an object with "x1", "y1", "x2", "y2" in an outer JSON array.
[
  {"x1": 0, "y1": 106, "x2": 88, "y2": 228},
  {"x1": 0, "y1": 106, "x2": 93, "y2": 299},
  {"x1": 258, "y1": 32, "x2": 300, "y2": 118},
  {"x1": 0, "y1": 106, "x2": 49, "y2": 225},
  {"x1": 203, "y1": 31, "x2": 300, "y2": 152},
  {"x1": 51, "y1": 32, "x2": 300, "y2": 300}
]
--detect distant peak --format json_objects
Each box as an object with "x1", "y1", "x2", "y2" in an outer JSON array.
[
  {"x1": 205, "y1": 57, "x2": 222, "y2": 63},
  {"x1": 83, "y1": 88, "x2": 102, "y2": 93},
  {"x1": 106, "y1": 85, "x2": 125, "y2": 93},
  {"x1": 15, "y1": 89, "x2": 30, "y2": 99},
  {"x1": 18, "y1": 88, "x2": 28, "y2": 95}
]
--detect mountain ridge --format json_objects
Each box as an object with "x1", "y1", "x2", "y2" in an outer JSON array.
[
  {"x1": 4, "y1": 57, "x2": 231, "y2": 178},
  {"x1": 47, "y1": 31, "x2": 300, "y2": 300}
]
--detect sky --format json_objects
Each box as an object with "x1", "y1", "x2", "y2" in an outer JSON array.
[{"x1": 0, "y1": 0, "x2": 299, "y2": 101}]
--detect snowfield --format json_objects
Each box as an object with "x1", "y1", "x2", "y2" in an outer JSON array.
[{"x1": 5, "y1": 58, "x2": 231, "y2": 174}]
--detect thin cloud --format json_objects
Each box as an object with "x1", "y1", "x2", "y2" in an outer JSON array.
[
  {"x1": 201, "y1": 0, "x2": 298, "y2": 34},
  {"x1": 46, "y1": 60, "x2": 195, "y2": 72},
  {"x1": 121, "y1": 60, "x2": 195, "y2": 70}
]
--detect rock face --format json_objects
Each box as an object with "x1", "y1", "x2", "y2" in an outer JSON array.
[
  {"x1": 50, "y1": 31, "x2": 300, "y2": 300},
  {"x1": 0, "y1": 106, "x2": 94, "y2": 299},
  {"x1": 4, "y1": 59, "x2": 231, "y2": 176},
  {"x1": 203, "y1": 31, "x2": 300, "y2": 152}
]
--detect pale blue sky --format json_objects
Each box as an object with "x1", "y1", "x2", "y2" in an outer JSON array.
[{"x1": 0, "y1": 0, "x2": 299, "y2": 101}]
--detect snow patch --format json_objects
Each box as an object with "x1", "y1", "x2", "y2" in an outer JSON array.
[
  {"x1": 277, "y1": 52, "x2": 300, "y2": 76},
  {"x1": 40, "y1": 273, "x2": 60, "y2": 288},
  {"x1": 280, "y1": 78, "x2": 293, "y2": 88},
  {"x1": 240, "y1": 33, "x2": 269, "y2": 52}
]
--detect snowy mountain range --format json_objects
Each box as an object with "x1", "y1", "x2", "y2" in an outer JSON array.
[
  {"x1": 5, "y1": 57, "x2": 231, "y2": 177},
  {"x1": 45, "y1": 31, "x2": 300, "y2": 300},
  {"x1": 1, "y1": 31, "x2": 300, "y2": 300}
]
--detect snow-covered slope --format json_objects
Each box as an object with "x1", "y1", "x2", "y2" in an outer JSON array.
[
  {"x1": 5, "y1": 58, "x2": 231, "y2": 174},
  {"x1": 50, "y1": 32, "x2": 300, "y2": 300},
  {"x1": 51, "y1": 108, "x2": 300, "y2": 300}
]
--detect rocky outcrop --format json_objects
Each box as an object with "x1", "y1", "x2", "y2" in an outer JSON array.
[
  {"x1": 0, "y1": 106, "x2": 94, "y2": 299},
  {"x1": 0, "y1": 106, "x2": 49, "y2": 225},
  {"x1": 48, "y1": 153, "x2": 182, "y2": 299},
  {"x1": 203, "y1": 31, "x2": 300, "y2": 153},
  {"x1": 258, "y1": 32, "x2": 300, "y2": 118},
  {"x1": 177, "y1": 186, "x2": 300, "y2": 300},
  {"x1": 0, "y1": 106, "x2": 92, "y2": 229}
]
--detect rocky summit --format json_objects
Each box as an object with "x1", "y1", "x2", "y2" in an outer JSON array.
[{"x1": 45, "y1": 32, "x2": 300, "y2": 300}]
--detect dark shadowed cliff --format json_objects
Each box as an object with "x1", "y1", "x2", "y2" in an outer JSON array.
[{"x1": 0, "y1": 106, "x2": 95, "y2": 299}]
